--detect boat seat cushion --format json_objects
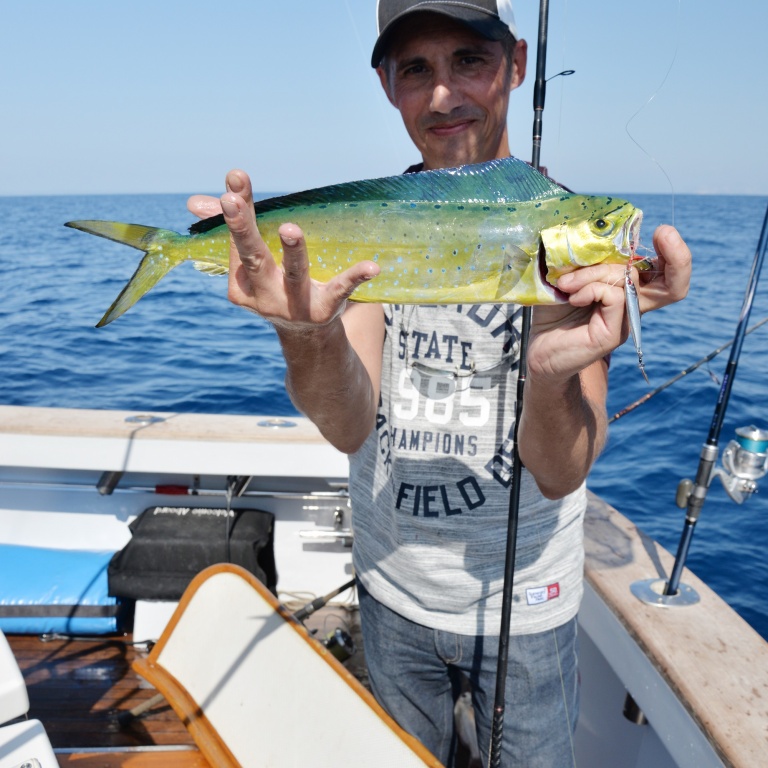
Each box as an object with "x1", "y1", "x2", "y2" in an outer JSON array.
[{"x1": 0, "y1": 545, "x2": 124, "y2": 635}]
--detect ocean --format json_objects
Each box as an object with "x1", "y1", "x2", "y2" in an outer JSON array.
[{"x1": 1, "y1": 192, "x2": 767, "y2": 640}]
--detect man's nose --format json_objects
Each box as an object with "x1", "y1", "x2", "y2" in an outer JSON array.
[{"x1": 430, "y1": 81, "x2": 461, "y2": 113}]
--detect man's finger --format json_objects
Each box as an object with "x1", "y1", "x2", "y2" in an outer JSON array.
[
  {"x1": 220, "y1": 176, "x2": 277, "y2": 302},
  {"x1": 653, "y1": 225, "x2": 691, "y2": 296},
  {"x1": 278, "y1": 223, "x2": 311, "y2": 289},
  {"x1": 226, "y1": 169, "x2": 254, "y2": 205},
  {"x1": 221, "y1": 193, "x2": 268, "y2": 274},
  {"x1": 325, "y1": 261, "x2": 382, "y2": 306},
  {"x1": 556, "y1": 262, "x2": 628, "y2": 294},
  {"x1": 187, "y1": 195, "x2": 222, "y2": 219}
]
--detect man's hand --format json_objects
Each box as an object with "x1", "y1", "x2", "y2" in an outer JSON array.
[
  {"x1": 557, "y1": 224, "x2": 691, "y2": 314},
  {"x1": 527, "y1": 224, "x2": 691, "y2": 380},
  {"x1": 518, "y1": 224, "x2": 691, "y2": 498},
  {"x1": 188, "y1": 170, "x2": 380, "y2": 330}
]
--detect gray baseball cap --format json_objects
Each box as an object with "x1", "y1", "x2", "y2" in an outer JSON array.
[{"x1": 372, "y1": 0, "x2": 518, "y2": 67}]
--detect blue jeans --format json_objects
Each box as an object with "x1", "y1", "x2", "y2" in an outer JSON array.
[{"x1": 358, "y1": 581, "x2": 579, "y2": 767}]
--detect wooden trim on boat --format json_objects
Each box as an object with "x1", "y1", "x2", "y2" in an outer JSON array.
[
  {"x1": 584, "y1": 491, "x2": 768, "y2": 767},
  {"x1": 57, "y1": 749, "x2": 212, "y2": 768},
  {"x1": 0, "y1": 406, "x2": 329, "y2": 444},
  {"x1": 131, "y1": 658, "x2": 240, "y2": 768}
]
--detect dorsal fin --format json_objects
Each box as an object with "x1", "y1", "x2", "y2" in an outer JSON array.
[{"x1": 189, "y1": 156, "x2": 568, "y2": 235}]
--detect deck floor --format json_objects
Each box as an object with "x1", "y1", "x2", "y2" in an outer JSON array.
[{"x1": 9, "y1": 631, "x2": 208, "y2": 767}]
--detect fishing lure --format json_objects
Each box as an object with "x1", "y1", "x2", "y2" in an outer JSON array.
[{"x1": 625, "y1": 263, "x2": 650, "y2": 384}]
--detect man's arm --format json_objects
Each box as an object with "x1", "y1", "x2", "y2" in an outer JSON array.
[
  {"x1": 209, "y1": 170, "x2": 386, "y2": 454},
  {"x1": 518, "y1": 360, "x2": 608, "y2": 499},
  {"x1": 279, "y1": 303, "x2": 385, "y2": 453},
  {"x1": 519, "y1": 225, "x2": 691, "y2": 498}
]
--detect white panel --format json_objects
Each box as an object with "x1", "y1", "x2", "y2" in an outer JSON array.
[
  {"x1": 0, "y1": 632, "x2": 28, "y2": 726},
  {"x1": 156, "y1": 569, "x2": 436, "y2": 767},
  {"x1": 0, "y1": 720, "x2": 57, "y2": 768},
  {"x1": 0, "y1": 433, "x2": 348, "y2": 477}
]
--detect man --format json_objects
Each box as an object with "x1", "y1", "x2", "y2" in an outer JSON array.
[{"x1": 190, "y1": 2, "x2": 691, "y2": 764}]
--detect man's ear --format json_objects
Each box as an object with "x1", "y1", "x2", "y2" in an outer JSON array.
[
  {"x1": 376, "y1": 64, "x2": 397, "y2": 106},
  {"x1": 510, "y1": 39, "x2": 528, "y2": 91}
]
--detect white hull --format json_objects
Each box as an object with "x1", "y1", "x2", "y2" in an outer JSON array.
[{"x1": 1, "y1": 406, "x2": 766, "y2": 767}]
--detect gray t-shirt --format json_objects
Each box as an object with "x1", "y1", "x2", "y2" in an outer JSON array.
[{"x1": 349, "y1": 303, "x2": 585, "y2": 636}]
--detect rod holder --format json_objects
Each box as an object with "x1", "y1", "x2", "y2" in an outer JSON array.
[{"x1": 631, "y1": 577, "x2": 699, "y2": 607}]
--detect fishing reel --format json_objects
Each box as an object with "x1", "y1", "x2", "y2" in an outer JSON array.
[
  {"x1": 713, "y1": 425, "x2": 768, "y2": 503},
  {"x1": 676, "y1": 425, "x2": 768, "y2": 507},
  {"x1": 322, "y1": 627, "x2": 356, "y2": 663}
]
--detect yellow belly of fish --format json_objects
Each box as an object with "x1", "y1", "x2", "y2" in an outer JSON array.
[{"x1": 254, "y1": 203, "x2": 538, "y2": 304}]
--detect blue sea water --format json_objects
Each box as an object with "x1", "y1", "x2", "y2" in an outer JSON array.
[{"x1": 1, "y1": 192, "x2": 767, "y2": 640}]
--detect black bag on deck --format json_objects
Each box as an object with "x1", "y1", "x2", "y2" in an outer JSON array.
[{"x1": 107, "y1": 506, "x2": 277, "y2": 600}]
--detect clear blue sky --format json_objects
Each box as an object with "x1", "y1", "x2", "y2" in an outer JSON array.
[{"x1": 1, "y1": 0, "x2": 766, "y2": 197}]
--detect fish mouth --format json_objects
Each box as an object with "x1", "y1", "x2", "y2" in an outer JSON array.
[
  {"x1": 538, "y1": 240, "x2": 568, "y2": 301},
  {"x1": 615, "y1": 208, "x2": 644, "y2": 258}
]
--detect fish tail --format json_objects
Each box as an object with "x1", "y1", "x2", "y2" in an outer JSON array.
[{"x1": 65, "y1": 220, "x2": 186, "y2": 326}]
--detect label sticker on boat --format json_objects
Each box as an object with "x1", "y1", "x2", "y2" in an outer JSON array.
[{"x1": 525, "y1": 583, "x2": 560, "y2": 605}]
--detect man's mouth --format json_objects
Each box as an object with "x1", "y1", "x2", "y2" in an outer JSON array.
[{"x1": 428, "y1": 120, "x2": 474, "y2": 136}]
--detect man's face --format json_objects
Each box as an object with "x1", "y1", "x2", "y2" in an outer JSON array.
[{"x1": 377, "y1": 14, "x2": 527, "y2": 171}]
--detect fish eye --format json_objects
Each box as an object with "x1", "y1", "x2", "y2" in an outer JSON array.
[{"x1": 595, "y1": 218, "x2": 608, "y2": 229}]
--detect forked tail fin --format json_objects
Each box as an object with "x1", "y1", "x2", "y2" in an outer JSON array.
[{"x1": 65, "y1": 220, "x2": 185, "y2": 326}]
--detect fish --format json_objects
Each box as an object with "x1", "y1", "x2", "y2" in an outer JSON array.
[{"x1": 66, "y1": 156, "x2": 644, "y2": 342}]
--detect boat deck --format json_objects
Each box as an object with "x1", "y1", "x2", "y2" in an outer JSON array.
[{"x1": 9, "y1": 632, "x2": 208, "y2": 767}]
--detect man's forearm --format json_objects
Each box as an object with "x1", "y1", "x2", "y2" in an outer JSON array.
[
  {"x1": 276, "y1": 317, "x2": 379, "y2": 454},
  {"x1": 518, "y1": 363, "x2": 608, "y2": 499}
]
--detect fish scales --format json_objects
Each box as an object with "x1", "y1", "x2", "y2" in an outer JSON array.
[{"x1": 255, "y1": 198, "x2": 541, "y2": 304}]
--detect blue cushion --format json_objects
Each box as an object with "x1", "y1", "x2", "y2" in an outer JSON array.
[{"x1": 0, "y1": 545, "x2": 124, "y2": 635}]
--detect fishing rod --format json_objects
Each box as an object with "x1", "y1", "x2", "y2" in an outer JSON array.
[
  {"x1": 662, "y1": 202, "x2": 768, "y2": 598},
  {"x1": 609, "y1": 316, "x2": 768, "y2": 423},
  {"x1": 489, "y1": 2, "x2": 551, "y2": 765}
]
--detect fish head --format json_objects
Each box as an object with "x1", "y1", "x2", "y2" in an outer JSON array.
[{"x1": 539, "y1": 196, "x2": 643, "y2": 288}]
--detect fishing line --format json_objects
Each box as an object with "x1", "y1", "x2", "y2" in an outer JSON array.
[
  {"x1": 609, "y1": 316, "x2": 768, "y2": 423},
  {"x1": 603, "y1": 385, "x2": 703, "y2": 456},
  {"x1": 549, "y1": 0, "x2": 571, "y2": 178},
  {"x1": 623, "y1": 0, "x2": 682, "y2": 225},
  {"x1": 342, "y1": 0, "x2": 368, "y2": 63},
  {"x1": 343, "y1": 0, "x2": 409, "y2": 170}
]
